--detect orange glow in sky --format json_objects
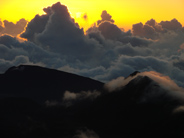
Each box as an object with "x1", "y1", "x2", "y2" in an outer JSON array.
[{"x1": 0, "y1": 0, "x2": 183, "y2": 31}]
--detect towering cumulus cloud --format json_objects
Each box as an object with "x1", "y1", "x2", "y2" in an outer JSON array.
[
  {"x1": 97, "y1": 10, "x2": 114, "y2": 25},
  {"x1": 0, "y1": 2, "x2": 184, "y2": 87},
  {"x1": 21, "y1": 2, "x2": 99, "y2": 60},
  {"x1": 87, "y1": 10, "x2": 152, "y2": 47}
]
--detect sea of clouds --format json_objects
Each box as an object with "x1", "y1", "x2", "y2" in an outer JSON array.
[{"x1": 0, "y1": 2, "x2": 184, "y2": 87}]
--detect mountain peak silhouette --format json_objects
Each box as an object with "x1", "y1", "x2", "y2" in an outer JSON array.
[
  {"x1": 1, "y1": 65, "x2": 184, "y2": 138},
  {"x1": 1, "y1": 65, "x2": 104, "y2": 103}
]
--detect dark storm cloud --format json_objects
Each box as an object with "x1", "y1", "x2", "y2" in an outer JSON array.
[{"x1": 0, "y1": 19, "x2": 28, "y2": 37}]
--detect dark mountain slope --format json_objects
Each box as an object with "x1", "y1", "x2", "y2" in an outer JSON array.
[
  {"x1": 76, "y1": 76, "x2": 184, "y2": 138},
  {"x1": 0, "y1": 65, "x2": 104, "y2": 103},
  {"x1": 0, "y1": 65, "x2": 104, "y2": 137},
  {"x1": 1, "y1": 66, "x2": 184, "y2": 138}
]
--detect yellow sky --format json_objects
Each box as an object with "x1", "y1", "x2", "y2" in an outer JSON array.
[{"x1": 0, "y1": 0, "x2": 183, "y2": 30}]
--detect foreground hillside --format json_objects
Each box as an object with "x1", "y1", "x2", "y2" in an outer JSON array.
[{"x1": 0, "y1": 65, "x2": 184, "y2": 138}]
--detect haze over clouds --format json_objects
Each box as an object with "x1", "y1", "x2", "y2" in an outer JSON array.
[{"x1": 0, "y1": 2, "x2": 184, "y2": 87}]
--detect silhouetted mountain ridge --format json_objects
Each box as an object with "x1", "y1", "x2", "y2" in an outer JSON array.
[
  {"x1": 78, "y1": 75, "x2": 184, "y2": 138},
  {"x1": 0, "y1": 65, "x2": 104, "y2": 103},
  {"x1": 1, "y1": 65, "x2": 184, "y2": 138}
]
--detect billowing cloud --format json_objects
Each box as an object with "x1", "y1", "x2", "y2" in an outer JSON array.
[
  {"x1": 160, "y1": 18, "x2": 182, "y2": 30},
  {"x1": 132, "y1": 22, "x2": 158, "y2": 39},
  {"x1": 141, "y1": 71, "x2": 184, "y2": 92},
  {"x1": 21, "y1": 2, "x2": 101, "y2": 61},
  {"x1": 88, "y1": 14, "x2": 152, "y2": 47},
  {"x1": 132, "y1": 18, "x2": 183, "y2": 40},
  {"x1": 104, "y1": 70, "x2": 181, "y2": 92},
  {"x1": 0, "y1": 55, "x2": 32, "y2": 73},
  {"x1": 0, "y1": 18, "x2": 28, "y2": 37},
  {"x1": 0, "y1": 2, "x2": 183, "y2": 88},
  {"x1": 97, "y1": 10, "x2": 114, "y2": 25},
  {"x1": 105, "y1": 70, "x2": 184, "y2": 109},
  {"x1": 98, "y1": 22, "x2": 122, "y2": 40},
  {"x1": 0, "y1": 35, "x2": 61, "y2": 73},
  {"x1": 104, "y1": 76, "x2": 127, "y2": 92}
]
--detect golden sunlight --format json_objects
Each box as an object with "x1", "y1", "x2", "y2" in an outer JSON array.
[{"x1": 0, "y1": 0, "x2": 183, "y2": 30}]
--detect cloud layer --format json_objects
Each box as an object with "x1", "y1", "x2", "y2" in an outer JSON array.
[
  {"x1": 0, "y1": 2, "x2": 184, "y2": 87},
  {"x1": 132, "y1": 18, "x2": 184, "y2": 39}
]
